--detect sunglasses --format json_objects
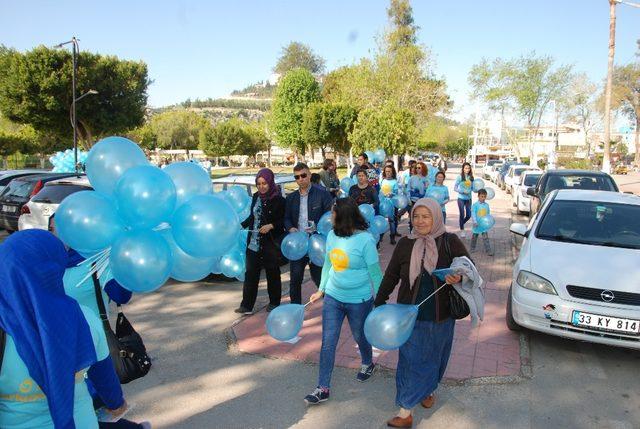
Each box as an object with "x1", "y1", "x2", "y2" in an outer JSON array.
[{"x1": 294, "y1": 173, "x2": 308, "y2": 180}]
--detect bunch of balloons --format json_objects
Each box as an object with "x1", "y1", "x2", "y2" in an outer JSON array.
[
  {"x1": 379, "y1": 197, "x2": 395, "y2": 219},
  {"x1": 217, "y1": 185, "x2": 252, "y2": 222},
  {"x1": 50, "y1": 149, "x2": 88, "y2": 173},
  {"x1": 364, "y1": 148, "x2": 386, "y2": 164},
  {"x1": 55, "y1": 136, "x2": 243, "y2": 293},
  {"x1": 476, "y1": 214, "x2": 496, "y2": 233}
]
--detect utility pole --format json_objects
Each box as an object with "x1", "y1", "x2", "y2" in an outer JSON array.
[{"x1": 602, "y1": 0, "x2": 616, "y2": 174}]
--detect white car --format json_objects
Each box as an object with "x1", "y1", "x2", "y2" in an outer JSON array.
[
  {"x1": 488, "y1": 163, "x2": 504, "y2": 183},
  {"x1": 504, "y1": 165, "x2": 540, "y2": 194},
  {"x1": 512, "y1": 170, "x2": 542, "y2": 215},
  {"x1": 18, "y1": 176, "x2": 92, "y2": 231},
  {"x1": 507, "y1": 190, "x2": 640, "y2": 349},
  {"x1": 482, "y1": 160, "x2": 502, "y2": 180}
]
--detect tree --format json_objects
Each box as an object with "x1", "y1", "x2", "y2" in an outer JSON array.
[
  {"x1": 0, "y1": 45, "x2": 149, "y2": 149},
  {"x1": 385, "y1": 0, "x2": 419, "y2": 54},
  {"x1": 301, "y1": 102, "x2": 357, "y2": 157},
  {"x1": 200, "y1": 118, "x2": 269, "y2": 162},
  {"x1": 610, "y1": 63, "x2": 640, "y2": 165},
  {"x1": 274, "y1": 42, "x2": 325, "y2": 76},
  {"x1": 148, "y1": 110, "x2": 209, "y2": 152},
  {"x1": 270, "y1": 68, "x2": 321, "y2": 155},
  {"x1": 349, "y1": 105, "x2": 417, "y2": 156},
  {"x1": 468, "y1": 52, "x2": 573, "y2": 165},
  {"x1": 561, "y1": 73, "x2": 599, "y2": 157}
]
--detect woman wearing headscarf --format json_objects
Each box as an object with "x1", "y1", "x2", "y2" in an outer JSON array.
[
  {"x1": 0, "y1": 230, "x2": 127, "y2": 429},
  {"x1": 374, "y1": 198, "x2": 471, "y2": 428},
  {"x1": 235, "y1": 168, "x2": 286, "y2": 314}
]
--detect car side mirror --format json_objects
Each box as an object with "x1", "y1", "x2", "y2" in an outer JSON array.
[
  {"x1": 510, "y1": 223, "x2": 528, "y2": 237},
  {"x1": 623, "y1": 191, "x2": 635, "y2": 195},
  {"x1": 526, "y1": 187, "x2": 536, "y2": 197}
]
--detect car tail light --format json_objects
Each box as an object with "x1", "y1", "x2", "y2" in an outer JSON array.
[
  {"x1": 30, "y1": 180, "x2": 43, "y2": 198},
  {"x1": 20, "y1": 205, "x2": 30, "y2": 215}
]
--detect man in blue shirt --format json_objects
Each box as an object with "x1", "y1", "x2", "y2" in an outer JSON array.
[{"x1": 284, "y1": 163, "x2": 333, "y2": 304}]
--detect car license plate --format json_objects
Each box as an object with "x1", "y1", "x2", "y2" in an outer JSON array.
[
  {"x1": 572, "y1": 311, "x2": 640, "y2": 334},
  {"x1": 2, "y1": 205, "x2": 16, "y2": 213}
]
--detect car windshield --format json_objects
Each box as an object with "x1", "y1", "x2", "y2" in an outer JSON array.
[
  {"x1": 0, "y1": 179, "x2": 35, "y2": 199},
  {"x1": 536, "y1": 200, "x2": 640, "y2": 249},
  {"x1": 513, "y1": 167, "x2": 530, "y2": 177},
  {"x1": 486, "y1": 160, "x2": 500, "y2": 166},
  {"x1": 31, "y1": 184, "x2": 90, "y2": 203},
  {"x1": 523, "y1": 174, "x2": 541, "y2": 186},
  {"x1": 543, "y1": 174, "x2": 617, "y2": 194}
]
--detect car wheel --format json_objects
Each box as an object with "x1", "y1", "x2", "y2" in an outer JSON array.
[{"x1": 506, "y1": 285, "x2": 520, "y2": 331}]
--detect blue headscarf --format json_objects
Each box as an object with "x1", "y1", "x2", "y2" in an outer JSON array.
[{"x1": 0, "y1": 230, "x2": 97, "y2": 429}]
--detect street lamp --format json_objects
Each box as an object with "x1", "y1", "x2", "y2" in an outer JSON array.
[
  {"x1": 68, "y1": 90, "x2": 98, "y2": 128},
  {"x1": 54, "y1": 37, "x2": 82, "y2": 172}
]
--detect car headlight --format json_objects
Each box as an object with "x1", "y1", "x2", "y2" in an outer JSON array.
[{"x1": 516, "y1": 270, "x2": 557, "y2": 295}]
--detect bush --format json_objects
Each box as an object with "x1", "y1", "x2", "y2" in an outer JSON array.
[{"x1": 557, "y1": 157, "x2": 592, "y2": 170}]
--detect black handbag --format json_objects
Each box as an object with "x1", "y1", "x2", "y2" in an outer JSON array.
[
  {"x1": 92, "y1": 272, "x2": 151, "y2": 384},
  {"x1": 442, "y1": 233, "x2": 471, "y2": 320}
]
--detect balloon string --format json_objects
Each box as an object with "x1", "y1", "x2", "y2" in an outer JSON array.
[
  {"x1": 304, "y1": 301, "x2": 313, "y2": 307},
  {"x1": 77, "y1": 247, "x2": 109, "y2": 266},
  {"x1": 75, "y1": 249, "x2": 111, "y2": 288},
  {"x1": 415, "y1": 283, "x2": 449, "y2": 308}
]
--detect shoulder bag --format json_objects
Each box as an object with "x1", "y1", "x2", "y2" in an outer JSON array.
[
  {"x1": 442, "y1": 233, "x2": 471, "y2": 320},
  {"x1": 92, "y1": 272, "x2": 151, "y2": 384}
]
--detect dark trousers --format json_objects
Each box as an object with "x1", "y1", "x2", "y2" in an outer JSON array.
[
  {"x1": 241, "y1": 248, "x2": 282, "y2": 310},
  {"x1": 457, "y1": 199, "x2": 472, "y2": 230},
  {"x1": 289, "y1": 255, "x2": 322, "y2": 304}
]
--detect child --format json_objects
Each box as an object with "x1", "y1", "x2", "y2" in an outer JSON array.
[
  {"x1": 470, "y1": 189, "x2": 493, "y2": 256},
  {"x1": 380, "y1": 165, "x2": 400, "y2": 244},
  {"x1": 426, "y1": 171, "x2": 450, "y2": 224}
]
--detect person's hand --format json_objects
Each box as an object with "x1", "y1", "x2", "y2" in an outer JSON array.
[
  {"x1": 445, "y1": 274, "x2": 462, "y2": 284},
  {"x1": 289, "y1": 227, "x2": 298, "y2": 233},
  {"x1": 259, "y1": 224, "x2": 274, "y2": 234},
  {"x1": 309, "y1": 291, "x2": 324, "y2": 303},
  {"x1": 106, "y1": 400, "x2": 129, "y2": 419}
]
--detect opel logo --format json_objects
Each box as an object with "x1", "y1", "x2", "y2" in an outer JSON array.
[{"x1": 601, "y1": 290, "x2": 615, "y2": 302}]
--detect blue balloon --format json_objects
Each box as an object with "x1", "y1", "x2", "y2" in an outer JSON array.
[
  {"x1": 115, "y1": 165, "x2": 176, "y2": 229},
  {"x1": 477, "y1": 214, "x2": 496, "y2": 232},
  {"x1": 371, "y1": 215, "x2": 389, "y2": 235},
  {"x1": 226, "y1": 186, "x2": 251, "y2": 213},
  {"x1": 266, "y1": 304, "x2": 305, "y2": 342},
  {"x1": 472, "y1": 178, "x2": 486, "y2": 193},
  {"x1": 220, "y1": 249, "x2": 246, "y2": 280},
  {"x1": 367, "y1": 227, "x2": 380, "y2": 243},
  {"x1": 485, "y1": 187, "x2": 496, "y2": 200},
  {"x1": 308, "y1": 234, "x2": 326, "y2": 266},
  {"x1": 210, "y1": 257, "x2": 222, "y2": 275},
  {"x1": 374, "y1": 149, "x2": 386, "y2": 164},
  {"x1": 364, "y1": 304, "x2": 419, "y2": 350},
  {"x1": 280, "y1": 231, "x2": 309, "y2": 261},
  {"x1": 426, "y1": 187, "x2": 446, "y2": 205},
  {"x1": 392, "y1": 194, "x2": 409, "y2": 210},
  {"x1": 408, "y1": 176, "x2": 425, "y2": 194},
  {"x1": 86, "y1": 136, "x2": 149, "y2": 197},
  {"x1": 380, "y1": 198, "x2": 395, "y2": 219},
  {"x1": 55, "y1": 191, "x2": 125, "y2": 253},
  {"x1": 163, "y1": 162, "x2": 212, "y2": 208},
  {"x1": 172, "y1": 194, "x2": 240, "y2": 258},
  {"x1": 351, "y1": 175, "x2": 359, "y2": 186},
  {"x1": 236, "y1": 229, "x2": 249, "y2": 249},
  {"x1": 160, "y1": 229, "x2": 217, "y2": 282},
  {"x1": 340, "y1": 177, "x2": 352, "y2": 193},
  {"x1": 110, "y1": 229, "x2": 173, "y2": 293},
  {"x1": 317, "y1": 211, "x2": 333, "y2": 236},
  {"x1": 359, "y1": 204, "x2": 375, "y2": 222},
  {"x1": 365, "y1": 151, "x2": 375, "y2": 164}
]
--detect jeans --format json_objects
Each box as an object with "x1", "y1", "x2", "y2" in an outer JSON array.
[
  {"x1": 241, "y1": 249, "x2": 282, "y2": 310},
  {"x1": 442, "y1": 211, "x2": 447, "y2": 225},
  {"x1": 471, "y1": 232, "x2": 493, "y2": 254},
  {"x1": 389, "y1": 208, "x2": 398, "y2": 236},
  {"x1": 289, "y1": 255, "x2": 322, "y2": 304},
  {"x1": 457, "y1": 199, "x2": 472, "y2": 230},
  {"x1": 318, "y1": 294, "x2": 374, "y2": 388}
]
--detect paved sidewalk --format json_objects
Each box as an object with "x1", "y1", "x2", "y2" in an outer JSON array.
[{"x1": 233, "y1": 179, "x2": 522, "y2": 381}]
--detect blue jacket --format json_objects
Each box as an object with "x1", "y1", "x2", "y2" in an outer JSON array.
[{"x1": 284, "y1": 184, "x2": 333, "y2": 231}]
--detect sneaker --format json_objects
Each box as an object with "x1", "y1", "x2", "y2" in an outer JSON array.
[
  {"x1": 140, "y1": 423, "x2": 152, "y2": 429},
  {"x1": 304, "y1": 387, "x2": 330, "y2": 405},
  {"x1": 460, "y1": 231, "x2": 466, "y2": 238},
  {"x1": 266, "y1": 304, "x2": 278, "y2": 312},
  {"x1": 234, "y1": 306, "x2": 253, "y2": 315},
  {"x1": 356, "y1": 363, "x2": 376, "y2": 382},
  {"x1": 390, "y1": 237, "x2": 396, "y2": 245}
]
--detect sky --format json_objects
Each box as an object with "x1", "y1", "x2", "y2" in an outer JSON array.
[{"x1": 1, "y1": 0, "x2": 639, "y2": 121}]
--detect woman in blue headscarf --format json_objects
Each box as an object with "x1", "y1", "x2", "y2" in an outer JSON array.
[{"x1": 0, "y1": 230, "x2": 127, "y2": 429}]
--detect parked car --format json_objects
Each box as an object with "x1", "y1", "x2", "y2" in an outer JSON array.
[
  {"x1": 614, "y1": 164, "x2": 629, "y2": 175},
  {"x1": 512, "y1": 170, "x2": 542, "y2": 215},
  {"x1": 0, "y1": 173, "x2": 81, "y2": 231},
  {"x1": 18, "y1": 176, "x2": 92, "y2": 231},
  {"x1": 211, "y1": 173, "x2": 297, "y2": 196},
  {"x1": 505, "y1": 165, "x2": 541, "y2": 195},
  {"x1": 507, "y1": 190, "x2": 640, "y2": 349},
  {"x1": 527, "y1": 169, "x2": 619, "y2": 217},
  {"x1": 0, "y1": 169, "x2": 47, "y2": 194},
  {"x1": 482, "y1": 159, "x2": 503, "y2": 179},
  {"x1": 488, "y1": 163, "x2": 504, "y2": 183},
  {"x1": 496, "y1": 162, "x2": 521, "y2": 190}
]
